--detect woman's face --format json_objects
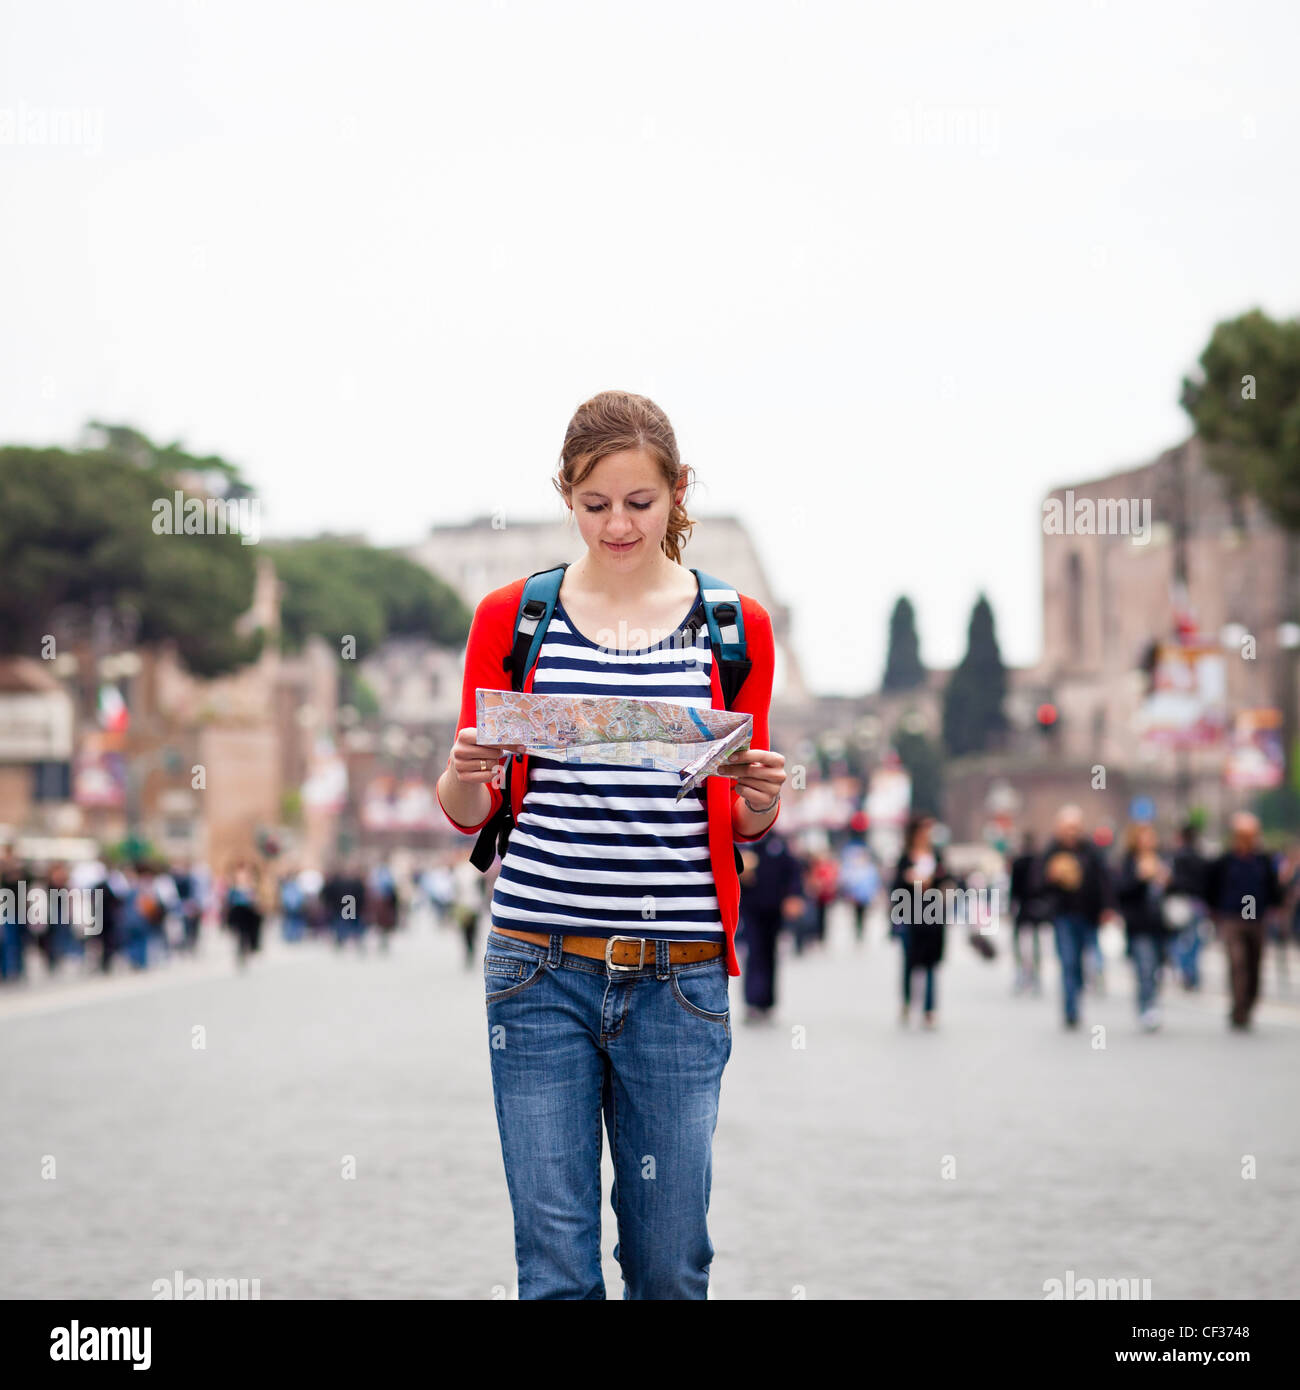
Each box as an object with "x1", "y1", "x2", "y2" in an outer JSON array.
[{"x1": 569, "y1": 447, "x2": 685, "y2": 564}]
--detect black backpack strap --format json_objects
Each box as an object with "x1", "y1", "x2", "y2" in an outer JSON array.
[{"x1": 470, "y1": 566, "x2": 568, "y2": 872}]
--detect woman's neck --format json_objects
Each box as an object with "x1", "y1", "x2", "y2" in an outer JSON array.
[{"x1": 568, "y1": 549, "x2": 682, "y2": 602}]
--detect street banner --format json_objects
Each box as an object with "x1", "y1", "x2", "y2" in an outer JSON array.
[
  {"x1": 1136, "y1": 642, "x2": 1228, "y2": 748},
  {"x1": 1223, "y1": 707, "x2": 1284, "y2": 790}
]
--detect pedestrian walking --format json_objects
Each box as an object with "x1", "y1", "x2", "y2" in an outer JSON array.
[
  {"x1": 171, "y1": 859, "x2": 207, "y2": 955},
  {"x1": 449, "y1": 855, "x2": 485, "y2": 968},
  {"x1": 838, "y1": 837, "x2": 880, "y2": 944},
  {"x1": 368, "y1": 859, "x2": 399, "y2": 951},
  {"x1": 1008, "y1": 831, "x2": 1049, "y2": 994},
  {"x1": 279, "y1": 867, "x2": 308, "y2": 943},
  {"x1": 805, "y1": 848, "x2": 839, "y2": 948},
  {"x1": 224, "y1": 860, "x2": 264, "y2": 967},
  {"x1": 435, "y1": 391, "x2": 784, "y2": 1300},
  {"x1": 891, "y1": 813, "x2": 953, "y2": 1028},
  {"x1": 1206, "y1": 812, "x2": 1282, "y2": 1030},
  {"x1": 737, "y1": 830, "x2": 804, "y2": 1022},
  {"x1": 1276, "y1": 840, "x2": 1300, "y2": 987},
  {"x1": 1165, "y1": 823, "x2": 1210, "y2": 990},
  {"x1": 1114, "y1": 821, "x2": 1170, "y2": 1030},
  {"x1": 1039, "y1": 805, "x2": 1110, "y2": 1029}
]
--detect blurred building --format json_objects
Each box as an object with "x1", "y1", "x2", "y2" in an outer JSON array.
[
  {"x1": 0, "y1": 558, "x2": 341, "y2": 871},
  {"x1": 947, "y1": 434, "x2": 1294, "y2": 839},
  {"x1": 0, "y1": 657, "x2": 76, "y2": 841}
]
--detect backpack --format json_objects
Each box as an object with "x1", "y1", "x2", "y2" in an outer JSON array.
[{"x1": 469, "y1": 564, "x2": 752, "y2": 873}]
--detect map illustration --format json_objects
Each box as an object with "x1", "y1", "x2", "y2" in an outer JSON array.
[{"x1": 476, "y1": 689, "x2": 753, "y2": 801}]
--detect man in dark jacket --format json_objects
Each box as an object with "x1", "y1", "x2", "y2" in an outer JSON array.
[
  {"x1": 1205, "y1": 812, "x2": 1281, "y2": 1029},
  {"x1": 738, "y1": 831, "x2": 804, "y2": 1023},
  {"x1": 1038, "y1": 805, "x2": 1111, "y2": 1028}
]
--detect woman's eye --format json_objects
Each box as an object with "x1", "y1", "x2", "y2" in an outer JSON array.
[{"x1": 583, "y1": 501, "x2": 652, "y2": 513}]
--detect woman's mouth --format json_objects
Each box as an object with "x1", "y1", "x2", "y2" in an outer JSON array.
[{"x1": 604, "y1": 539, "x2": 640, "y2": 552}]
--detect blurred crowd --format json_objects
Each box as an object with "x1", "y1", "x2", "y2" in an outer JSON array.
[
  {"x1": 0, "y1": 845, "x2": 454, "y2": 981},
  {"x1": 732, "y1": 805, "x2": 1300, "y2": 1034},
  {"x1": 6, "y1": 812, "x2": 1300, "y2": 1042}
]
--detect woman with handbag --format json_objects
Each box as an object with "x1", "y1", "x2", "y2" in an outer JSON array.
[{"x1": 436, "y1": 390, "x2": 785, "y2": 1300}]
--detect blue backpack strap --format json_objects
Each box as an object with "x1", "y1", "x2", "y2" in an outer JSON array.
[
  {"x1": 506, "y1": 564, "x2": 568, "y2": 690},
  {"x1": 471, "y1": 564, "x2": 567, "y2": 872},
  {"x1": 688, "y1": 569, "x2": 758, "y2": 874},
  {"x1": 690, "y1": 568, "x2": 752, "y2": 709}
]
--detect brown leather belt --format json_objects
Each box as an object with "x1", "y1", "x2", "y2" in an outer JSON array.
[{"x1": 490, "y1": 926, "x2": 723, "y2": 969}]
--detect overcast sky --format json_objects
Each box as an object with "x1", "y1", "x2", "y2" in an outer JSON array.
[{"x1": 2, "y1": 0, "x2": 1297, "y2": 694}]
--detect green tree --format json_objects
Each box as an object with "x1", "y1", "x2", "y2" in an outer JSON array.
[
  {"x1": 881, "y1": 596, "x2": 926, "y2": 692},
  {"x1": 267, "y1": 538, "x2": 471, "y2": 660},
  {"x1": 893, "y1": 728, "x2": 944, "y2": 818},
  {"x1": 942, "y1": 595, "x2": 1008, "y2": 757},
  {"x1": 1180, "y1": 309, "x2": 1300, "y2": 527},
  {"x1": 0, "y1": 444, "x2": 262, "y2": 677},
  {"x1": 1181, "y1": 309, "x2": 1300, "y2": 807}
]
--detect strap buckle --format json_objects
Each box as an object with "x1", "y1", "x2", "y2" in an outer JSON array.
[{"x1": 605, "y1": 935, "x2": 649, "y2": 973}]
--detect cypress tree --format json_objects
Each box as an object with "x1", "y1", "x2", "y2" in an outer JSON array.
[
  {"x1": 942, "y1": 594, "x2": 1008, "y2": 756},
  {"x1": 881, "y1": 596, "x2": 926, "y2": 692}
]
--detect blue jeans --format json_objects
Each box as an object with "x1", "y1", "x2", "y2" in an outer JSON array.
[
  {"x1": 483, "y1": 930, "x2": 732, "y2": 1300},
  {"x1": 900, "y1": 926, "x2": 936, "y2": 1012},
  {"x1": 1131, "y1": 934, "x2": 1160, "y2": 1014},
  {"x1": 1053, "y1": 915, "x2": 1089, "y2": 1023},
  {"x1": 1170, "y1": 917, "x2": 1203, "y2": 987},
  {"x1": 1, "y1": 919, "x2": 24, "y2": 980}
]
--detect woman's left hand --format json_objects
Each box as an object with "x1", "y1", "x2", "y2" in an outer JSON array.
[{"x1": 717, "y1": 748, "x2": 786, "y2": 810}]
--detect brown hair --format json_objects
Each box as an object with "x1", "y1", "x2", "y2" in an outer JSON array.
[
  {"x1": 1122, "y1": 821, "x2": 1157, "y2": 856},
  {"x1": 552, "y1": 390, "x2": 697, "y2": 563}
]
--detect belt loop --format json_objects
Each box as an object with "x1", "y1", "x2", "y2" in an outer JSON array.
[
  {"x1": 548, "y1": 933, "x2": 563, "y2": 968},
  {"x1": 655, "y1": 937, "x2": 669, "y2": 981}
]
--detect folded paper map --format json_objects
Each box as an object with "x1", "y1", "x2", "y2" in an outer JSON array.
[{"x1": 476, "y1": 689, "x2": 753, "y2": 802}]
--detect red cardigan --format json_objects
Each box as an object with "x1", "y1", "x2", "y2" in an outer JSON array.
[{"x1": 436, "y1": 575, "x2": 780, "y2": 976}]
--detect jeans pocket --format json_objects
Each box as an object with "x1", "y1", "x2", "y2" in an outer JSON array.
[
  {"x1": 669, "y1": 960, "x2": 731, "y2": 1025},
  {"x1": 483, "y1": 948, "x2": 545, "y2": 1004}
]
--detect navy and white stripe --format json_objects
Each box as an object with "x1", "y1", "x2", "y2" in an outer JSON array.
[{"x1": 490, "y1": 594, "x2": 723, "y2": 941}]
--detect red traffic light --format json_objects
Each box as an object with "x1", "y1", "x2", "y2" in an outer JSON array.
[{"x1": 1036, "y1": 703, "x2": 1058, "y2": 727}]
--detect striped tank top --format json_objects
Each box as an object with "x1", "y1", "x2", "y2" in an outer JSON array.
[{"x1": 489, "y1": 590, "x2": 723, "y2": 943}]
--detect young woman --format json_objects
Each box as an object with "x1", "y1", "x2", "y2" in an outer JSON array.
[
  {"x1": 1115, "y1": 821, "x2": 1170, "y2": 1031},
  {"x1": 436, "y1": 390, "x2": 785, "y2": 1300}
]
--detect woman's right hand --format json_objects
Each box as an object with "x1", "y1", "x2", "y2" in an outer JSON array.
[{"x1": 447, "y1": 727, "x2": 525, "y2": 785}]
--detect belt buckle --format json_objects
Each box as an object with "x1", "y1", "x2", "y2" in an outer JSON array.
[{"x1": 605, "y1": 935, "x2": 648, "y2": 973}]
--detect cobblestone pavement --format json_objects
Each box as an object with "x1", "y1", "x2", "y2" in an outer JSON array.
[{"x1": 2, "y1": 906, "x2": 1297, "y2": 1299}]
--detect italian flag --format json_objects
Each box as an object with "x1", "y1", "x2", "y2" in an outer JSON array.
[{"x1": 98, "y1": 683, "x2": 129, "y2": 733}]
